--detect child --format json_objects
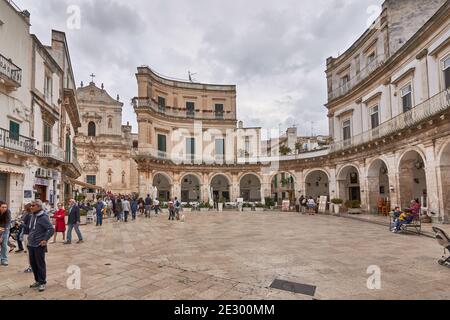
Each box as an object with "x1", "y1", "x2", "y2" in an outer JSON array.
[{"x1": 392, "y1": 207, "x2": 402, "y2": 220}]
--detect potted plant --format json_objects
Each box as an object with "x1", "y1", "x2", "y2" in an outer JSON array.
[
  {"x1": 242, "y1": 203, "x2": 253, "y2": 212},
  {"x1": 183, "y1": 203, "x2": 192, "y2": 213},
  {"x1": 254, "y1": 203, "x2": 265, "y2": 212},
  {"x1": 199, "y1": 202, "x2": 211, "y2": 212},
  {"x1": 346, "y1": 200, "x2": 362, "y2": 214},
  {"x1": 218, "y1": 197, "x2": 224, "y2": 212},
  {"x1": 331, "y1": 198, "x2": 343, "y2": 215},
  {"x1": 265, "y1": 197, "x2": 275, "y2": 210}
]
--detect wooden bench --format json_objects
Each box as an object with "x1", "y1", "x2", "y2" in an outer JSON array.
[{"x1": 390, "y1": 211, "x2": 422, "y2": 235}]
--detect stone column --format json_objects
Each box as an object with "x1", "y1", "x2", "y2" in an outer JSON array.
[
  {"x1": 294, "y1": 170, "x2": 303, "y2": 201},
  {"x1": 231, "y1": 173, "x2": 240, "y2": 201},
  {"x1": 328, "y1": 168, "x2": 338, "y2": 200},
  {"x1": 201, "y1": 173, "x2": 209, "y2": 203},
  {"x1": 367, "y1": 175, "x2": 379, "y2": 213},
  {"x1": 424, "y1": 144, "x2": 440, "y2": 219},
  {"x1": 172, "y1": 173, "x2": 181, "y2": 200}
]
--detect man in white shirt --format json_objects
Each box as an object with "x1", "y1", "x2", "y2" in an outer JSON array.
[
  {"x1": 153, "y1": 199, "x2": 160, "y2": 216},
  {"x1": 122, "y1": 197, "x2": 131, "y2": 223}
]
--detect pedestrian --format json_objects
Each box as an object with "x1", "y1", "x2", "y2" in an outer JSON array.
[
  {"x1": 0, "y1": 201, "x2": 11, "y2": 266},
  {"x1": 174, "y1": 197, "x2": 181, "y2": 220},
  {"x1": 168, "y1": 200, "x2": 175, "y2": 221},
  {"x1": 52, "y1": 203, "x2": 66, "y2": 243},
  {"x1": 95, "y1": 198, "x2": 105, "y2": 226},
  {"x1": 307, "y1": 197, "x2": 316, "y2": 215},
  {"x1": 16, "y1": 204, "x2": 32, "y2": 253},
  {"x1": 116, "y1": 198, "x2": 124, "y2": 222},
  {"x1": 301, "y1": 196, "x2": 307, "y2": 214},
  {"x1": 27, "y1": 200, "x2": 55, "y2": 292},
  {"x1": 144, "y1": 195, "x2": 152, "y2": 218},
  {"x1": 122, "y1": 197, "x2": 131, "y2": 223},
  {"x1": 131, "y1": 198, "x2": 138, "y2": 221},
  {"x1": 64, "y1": 199, "x2": 83, "y2": 244},
  {"x1": 154, "y1": 198, "x2": 160, "y2": 216}
]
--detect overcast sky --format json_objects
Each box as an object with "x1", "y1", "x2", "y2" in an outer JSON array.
[{"x1": 18, "y1": 0, "x2": 383, "y2": 136}]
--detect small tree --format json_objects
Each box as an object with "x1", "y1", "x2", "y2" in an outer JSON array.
[{"x1": 279, "y1": 145, "x2": 292, "y2": 156}]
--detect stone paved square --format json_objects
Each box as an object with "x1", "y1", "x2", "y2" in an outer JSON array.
[{"x1": 1, "y1": 212, "x2": 449, "y2": 300}]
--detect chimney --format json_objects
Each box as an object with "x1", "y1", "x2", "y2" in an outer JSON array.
[{"x1": 21, "y1": 10, "x2": 31, "y2": 24}]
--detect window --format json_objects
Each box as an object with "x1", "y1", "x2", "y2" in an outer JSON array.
[
  {"x1": 107, "y1": 169, "x2": 112, "y2": 183},
  {"x1": 342, "y1": 120, "x2": 351, "y2": 141},
  {"x1": 44, "y1": 74, "x2": 53, "y2": 102},
  {"x1": 370, "y1": 105, "x2": 380, "y2": 129},
  {"x1": 367, "y1": 52, "x2": 376, "y2": 66},
  {"x1": 215, "y1": 104, "x2": 224, "y2": 119},
  {"x1": 401, "y1": 84, "x2": 413, "y2": 112},
  {"x1": 341, "y1": 75, "x2": 350, "y2": 87},
  {"x1": 158, "y1": 96, "x2": 166, "y2": 113},
  {"x1": 186, "y1": 102, "x2": 195, "y2": 118},
  {"x1": 9, "y1": 121, "x2": 20, "y2": 141},
  {"x1": 443, "y1": 56, "x2": 450, "y2": 90},
  {"x1": 157, "y1": 134, "x2": 166, "y2": 158},
  {"x1": 43, "y1": 123, "x2": 52, "y2": 143},
  {"x1": 86, "y1": 175, "x2": 96, "y2": 185},
  {"x1": 88, "y1": 122, "x2": 96, "y2": 137},
  {"x1": 244, "y1": 136, "x2": 250, "y2": 155},
  {"x1": 186, "y1": 138, "x2": 195, "y2": 161},
  {"x1": 215, "y1": 139, "x2": 225, "y2": 161},
  {"x1": 108, "y1": 117, "x2": 113, "y2": 129}
]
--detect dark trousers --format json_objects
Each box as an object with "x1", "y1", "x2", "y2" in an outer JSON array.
[
  {"x1": 96, "y1": 214, "x2": 103, "y2": 226},
  {"x1": 124, "y1": 211, "x2": 129, "y2": 222},
  {"x1": 17, "y1": 225, "x2": 24, "y2": 250},
  {"x1": 28, "y1": 246, "x2": 47, "y2": 285},
  {"x1": 131, "y1": 210, "x2": 137, "y2": 220}
]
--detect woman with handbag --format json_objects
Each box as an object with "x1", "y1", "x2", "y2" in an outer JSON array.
[{"x1": 52, "y1": 203, "x2": 66, "y2": 243}]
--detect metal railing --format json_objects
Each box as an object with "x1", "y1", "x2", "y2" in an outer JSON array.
[
  {"x1": 37, "y1": 142, "x2": 65, "y2": 162},
  {"x1": 0, "y1": 127, "x2": 35, "y2": 154},
  {"x1": 329, "y1": 54, "x2": 388, "y2": 101},
  {"x1": 71, "y1": 156, "x2": 82, "y2": 174},
  {"x1": 0, "y1": 53, "x2": 22, "y2": 86},
  {"x1": 331, "y1": 89, "x2": 450, "y2": 152},
  {"x1": 133, "y1": 98, "x2": 235, "y2": 121}
]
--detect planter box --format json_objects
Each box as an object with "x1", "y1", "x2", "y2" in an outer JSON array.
[
  {"x1": 333, "y1": 204, "x2": 341, "y2": 215},
  {"x1": 348, "y1": 208, "x2": 362, "y2": 214},
  {"x1": 218, "y1": 203, "x2": 224, "y2": 212}
]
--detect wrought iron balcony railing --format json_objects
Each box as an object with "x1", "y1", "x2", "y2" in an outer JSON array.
[
  {"x1": 329, "y1": 54, "x2": 388, "y2": 101},
  {"x1": 0, "y1": 127, "x2": 35, "y2": 154},
  {"x1": 37, "y1": 142, "x2": 65, "y2": 162},
  {"x1": 330, "y1": 89, "x2": 450, "y2": 152},
  {"x1": 0, "y1": 53, "x2": 22, "y2": 87},
  {"x1": 133, "y1": 98, "x2": 235, "y2": 121}
]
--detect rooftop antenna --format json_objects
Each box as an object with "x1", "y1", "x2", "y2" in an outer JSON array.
[{"x1": 188, "y1": 71, "x2": 197, "y2": 83}]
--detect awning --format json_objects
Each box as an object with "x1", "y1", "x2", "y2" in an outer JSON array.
[
  {"x1": 0, "y1": 163, "x2": 25, "y2": 175},
  {"x1": 66, "y1": 177, "x2": 103, "y2": 191}
]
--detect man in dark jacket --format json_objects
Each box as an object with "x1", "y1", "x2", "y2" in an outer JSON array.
[
  {"x1": 64, "y1": 199, "x2": 83, "y2": 244},
  {"x1": 0, "y1": 201, "x2": 11, "y2": 266},
  {"x1": 28, "y1": 200, "x2": 54, "y2": 292}
]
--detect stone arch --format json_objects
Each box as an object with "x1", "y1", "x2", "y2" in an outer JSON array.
[
  {"x1": 304, "y1": 169, "x2": 330, "y2": 200},
  {"x1": 366, "y1": 158, "x2": 390, "y2": 213},
  {"x1": 180, "y1": 173, "x2": 202, "y2": 202},
  {"x1": 210, "y1": 174, "x2": 231, "y2": 202},
  {"x1": 396, "y1": 147, "x2": 427, "y2": 172},
  {"x1": 239, "y1": 173, "x2": 262, "y2": 202},
  {"x1": 337, "y1": 164, "x2": 361, "y2": 202},
  {"x1": 271, "y1": 171, "x2": 296, "y2": 205},
  {"x1": 398, "y1": 149, "x2": 427, "y2": 209},
  {"x1": 438, "y1": 140, "x2": 450, "y2": 222},
  {"x1": 152, "y1": 172, "x2": 172, "y2": 201}
]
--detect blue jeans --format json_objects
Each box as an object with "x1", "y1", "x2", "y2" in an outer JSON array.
[
  {"x1": 67, "y1": 224, "x2": 83, "y2": 242},
  {"x1": 1, "y1": 229, "x2": 10, "y2": 264},
  {"x1": 96, "y1": 214, "x2": 103, "y2": 226}
]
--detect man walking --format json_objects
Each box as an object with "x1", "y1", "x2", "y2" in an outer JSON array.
[
  {"x1": 174, "y1": 197, "x2": 181, "y2": 220},
  {"x1": 27, "y1": 200, "x2": 54, "y2": 292},
  {"x1": 0, "y1": 201, "x2": 11, "y2": 266},
  {"x1": 131, "y1": 198, "x2": 138, "y2": 221},
  {"x1": 95, "y1": 198, "x2": 105, "y2": 227},
  {"x1": 153, "y1": 198, "x2": 160, "y2": 216},
  {"x1": 64, "y1": 199, "x2": 83, "y2": 244},
  {"x1": 144, "y1": 194, "x2": 152, "y2": 218},
  {"x1": 122, "y1": 197, "x2": 131, "y2": 223}
]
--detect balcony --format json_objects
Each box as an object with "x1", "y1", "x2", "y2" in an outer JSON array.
[
  {"x1": 37, "y1": 142, "x2": 65, "y2": 162},
  {"x1": 133, "y1": 98, "x2": 235, "y2": 121},
  {"x1": 331, "y1": 89, "x2": 450, "y2": 152},
  {"x1": 0, "y1": 53, "x2": 22, "y2": 88},
  {"x1": 0, "y1": 127, "x2": 35, "y2": 155},
  {"x1": 329, "y1": 54, "x2": 388, "y2": 101},
  {"x1": 71, "y1": 156, "x2": 82, "y2": 175}
]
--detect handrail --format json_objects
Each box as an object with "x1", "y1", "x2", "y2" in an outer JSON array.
[
  {"x1": 0, "y1": 53, "x2": 22, "y2": 85},
  {"x1": 0, "y1": 127, "x2": 35, "y2": 154}
]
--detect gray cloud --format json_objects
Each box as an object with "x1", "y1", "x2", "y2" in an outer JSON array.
[{"x1": 17, "y1": 0, "x2": 383, "y2": 136}]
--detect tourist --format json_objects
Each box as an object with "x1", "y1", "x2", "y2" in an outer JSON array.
[
  {"x1": 15, "y1": 204, "x2": 31, "y2": 253},
  {"x1": 116, "y1": 198, "x2": 123, "y2": 222},
  {"x1": 168, "y1": 200, "x2": 175, "y2": 221},
  {"x1": 392, "y1": 200, "x2": 420, "y2": 233},
  {"x1": 144, "y1": 195, "x2": 152, "y2": 218},
  {"x1": 122, "y1": 197, "x2": 131, "y2": 223},
  {"x1": 95, "y1": 198, "x2": 105, "y2": 226},
  {"x1": 307, "y1": 197, "x2": 316, "y2": 215},
  {"x1": 27, "y1": 200, "x2": 55, "y2": 292},
  {"x1": 107, "y1": 198, "x2": 113, "y2": 217},
  {"x1": 64, "y1": 199, "x2": 83, "y2": 244},
  {"x1": 0, "y1": 201, "x2": 11, "y2": 266},
  {"x1": 154, "y1": 198, "x2": 160, "y2": 216},
  {"x1": 138, "y1": 198, "x2": 144, "y2": 216},
  {"x1": 52, "y1": 204, "x2": 66, "y2": 243},
  {"x1": 131, "y1": 198, "x2": 138, "y2": 221},
  {"x1": 21, "y1": 203, "x2": 33, "y2": 273},
  {"x1": 174, "y1": 197, "x2": 181, "y2": 220},
  {"x1": 301, "y1": 196, "x2": 307, "y2": 214}
]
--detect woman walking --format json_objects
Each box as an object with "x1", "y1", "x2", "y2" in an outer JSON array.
[{"x1": 52, "y1": 203, "x2": 66, "y2": 243}]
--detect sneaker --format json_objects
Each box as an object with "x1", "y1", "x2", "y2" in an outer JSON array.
[
  {"x1": 30, "y1": 282, "x2": 40, "y2": 289},
  {"x1": 38, "y1": 284, "x2": 46, "y2": 292},
  {"x1": 15, "y1": 249, "x2": 24, "y2": 253},
  {"x1": 24, "y1": 267, "x2": 32, "y2": 273},
  {"x1": 76, "y1": 240, "x2": 84, "y2": 244}
]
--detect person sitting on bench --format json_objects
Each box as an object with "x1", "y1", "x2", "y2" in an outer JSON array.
[{"x1": 391, "y1": 200, "x2": 420, "y2": 233}]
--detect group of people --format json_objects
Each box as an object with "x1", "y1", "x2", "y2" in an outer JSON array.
[
  {"x1": 0, "y1": 198, "x2": 84, "y2": 293},
  {"x1": 298, "y1": 195, "x2": 321, "y2": 215},
  {"x1": 390, "y1": 199, "x2": 422, "y2": 233}
]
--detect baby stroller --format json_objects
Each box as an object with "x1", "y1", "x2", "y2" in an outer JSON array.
[{"x1": 432, "y1": 227, "x2": 450, "y2": 268}]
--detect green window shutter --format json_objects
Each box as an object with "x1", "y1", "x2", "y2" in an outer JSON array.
[
  {"x1": 158, "y1": 135, "x2": 166, "y2": 152},
  {"x1": 9, "y1": 121, "x2": 20, "y2": 141}
]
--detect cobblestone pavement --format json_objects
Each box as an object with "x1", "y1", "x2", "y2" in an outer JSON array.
[{"x1": 1, "y1": 212, "x2": 449, "y2": 300}]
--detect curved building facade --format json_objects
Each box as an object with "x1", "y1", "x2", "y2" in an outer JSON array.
[{"x1": 134, "y1": 0, "x2": 450, "y2": 222}]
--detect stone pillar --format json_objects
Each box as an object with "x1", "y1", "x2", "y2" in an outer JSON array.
[
  {"x1": 367, "y1": 175, "x2": 379, "y2": 213},
  {"x1": 231, "y1": 173, "x2": 239, "y2": 201},
  {"x1": 294, "y1": 170, "x2": 303, "y2": 201},
  {"x1": 201, "y1": 173, "x2": 209, "y2": 203},
  {"x1": 424, "y1": 144, "x2": 440, "y2": 218},
  {"x1": 328, "y1": 168, "x2": 338, "y2": 200}
]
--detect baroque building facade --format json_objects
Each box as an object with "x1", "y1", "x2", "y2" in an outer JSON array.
[
  {"x1": 0, "y1": 0, "x2": 82, "y2": 215},
  {"x1": 76, "y1": 81, "x2": 138, "y2": 195},
  {"x1": 133, "y1": 0, "x2": 450, "y2": 223}
]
